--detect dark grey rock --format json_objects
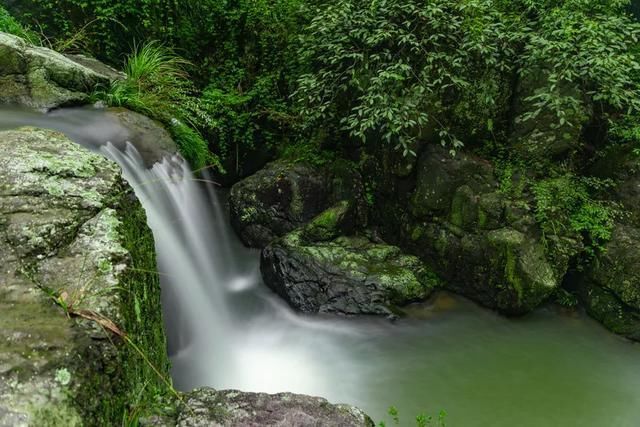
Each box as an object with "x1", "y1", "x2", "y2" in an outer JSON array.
[{"x1": 261, "y1": 228, "x2": 440, "y2": 315}]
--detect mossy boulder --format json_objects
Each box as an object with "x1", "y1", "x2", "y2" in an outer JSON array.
[
  {"x1": 175, "y1": 388, "x2": 373, "y2": 427},
  {"x1": 261, "y1": 226, "x2": 440, "y2": 316},
  {"x1": 576, "y1": 225, "x2": 640, "y2": 341},
  {"x1": 0, "y1": 32, "x2": 120, "y2": 110},
  {"x1": 0, "y1": 128, "x2": 170, "y2": 425},
  {"x1": 365, "y1": 143, "x2": 570, "y2": 315},
  {"x1": 230, "y1": 160, "x2": 364, "y2": 248}
]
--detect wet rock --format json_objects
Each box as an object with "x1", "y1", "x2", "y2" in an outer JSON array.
[
  {"x1": 104, "y1": 107, "x2": 177, "y2": 166},
  {"x1": 577, "y1": 225, "x2": 640, "y2": 341},
  {"x1": 0, "y1": 32, "x2": 118, "y2": 110},
  {"x1": 369, "y1": 144, "x2": 570, "y2": 314},
  {"x1": 0, "y1": 127, "x2": 165, "y2": 424},
  {"x1": 230, "y1": 159, "x2": 365, "y2": 248},
  {"x1": 261, "y1": 223, "x2": 440, "y2": 315},
  {"x1": 176, "y1": 388, "x2": 373, "y2": 427}
]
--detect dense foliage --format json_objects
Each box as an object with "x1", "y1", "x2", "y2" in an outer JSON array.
[
  {"x1": 296, "y1": 0, "x2": 640, "y2": 154},
  {"x1": 3, "y1": 0, "x2": 640, "y2": 254}
]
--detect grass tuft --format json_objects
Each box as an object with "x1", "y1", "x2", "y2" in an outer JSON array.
[{"x1": 95, "y1": 42, "x2": 221, "y2": 171}]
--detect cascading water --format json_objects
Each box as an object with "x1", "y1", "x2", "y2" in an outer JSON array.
[{"x1": 2, "y1": 106, "x2": 640, "y2": 426}]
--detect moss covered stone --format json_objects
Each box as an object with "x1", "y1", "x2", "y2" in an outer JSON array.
[
  {"x1": 0, "y1": 32, "x2": 120, "y2": 110},
  {"x1": 577, "y1": 224, "x2": 640, "y2": 341},
  {"x1": 231, "y1": 159, "x2": 367, "y2": 245},
  {"x1": 261, "y1": 229, "x2": 441, "y2": 315},
  {"x1": 0, "y1": 128, "x2": 171, "y2": 425},
  {"x1": 487, "y1": 228, "x2": 556, "y2": 312}
]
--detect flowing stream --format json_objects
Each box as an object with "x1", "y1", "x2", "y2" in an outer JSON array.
[{"x1": 2, "y1": 106, "x2": 640, "y2": 426}]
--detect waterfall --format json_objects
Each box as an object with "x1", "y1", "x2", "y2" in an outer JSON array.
[{"x1": 100, "y1": 142, "x2": 353, "y2": 397}]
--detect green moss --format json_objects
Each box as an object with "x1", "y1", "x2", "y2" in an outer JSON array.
[
  {"x1": 71, "y1": 191, "x2": 173, "y2": 425},
  {"x1": 503, "y1": 242, "x2": 524, "y2": 304},
  {"x1": 114, "y1": 191, "x2": 173, "y2": 420},
  {"x1": 410, "y1": 225, "x2": 424, "y2": 241},
  {"x1": 32, "y1": 403, "x2": 82, "y2": 427},
  {"x1": 289, "y1": 178, "x2": 304, "y2": 219},
  {"x1": 283, "y1": 232, "x2": 441, "y2": 310},
  {"x1": 302, "y1": 201, "x2": 351, "y2": 242},
  {"x1": 477, "y1": 208, "x2": 487, "y2": 229}
]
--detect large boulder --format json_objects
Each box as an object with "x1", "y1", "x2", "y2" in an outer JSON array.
[
  {"x1": 0, "y1": 128, "x2": 169, "y2": 425},
  {"x1": 576, "y1": 225, "x2": 640, "y2": 341},
  {"x1": 261, "y1": 205, "x2": 440, "y2": 316},
  {"x1": 368, "y1": 144, "x2": 572, "y2": 314},
  {"x1": 175, "y1": 388, "x2": 373, "y2": 427},
  {"x1": 230, "y1": 159, "x2": 364, "y2": 248},
  {"x1": 0, "y1": 32, "x2": 120, "y2": 110}
]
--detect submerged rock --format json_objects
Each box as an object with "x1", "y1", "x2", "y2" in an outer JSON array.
[
  {"x1": 0, "y1": 127, "x2": 169, "y2": 424},
  {"x1": 0, "y1": 32, "x2": 119, "y2": 110},
  {"x1": 261, "y1": 205, "x2": 440, "y2": 315},
  {"x1": 175, "y1": 388, "x2": 373, "y2": 427}
]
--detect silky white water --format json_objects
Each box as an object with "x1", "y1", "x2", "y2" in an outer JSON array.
[{"x1": 2, "y1": 106, "x2": 640, "y2": 426}]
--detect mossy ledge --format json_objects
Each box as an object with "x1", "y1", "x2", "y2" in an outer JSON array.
[
  {"x1": 81, "y1": 191, "x2": 174, "y2": 424},
  {"x1": 0, "y1": 127, "x2": 172, "y2": 425}
]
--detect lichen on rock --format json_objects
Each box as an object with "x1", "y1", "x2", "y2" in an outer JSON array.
[
  {"x1": 0, "y1": 127, "x2": 170, "y2": 425},
  {"x1": 176, "y1": 388, "x2": 374, "y2": 427},
  {"x1": 0, "y1": 32, "x2": 120, "y2": 110},
  {"x1": 261, "y1": 207, "x2": 441, "y2": 316}
]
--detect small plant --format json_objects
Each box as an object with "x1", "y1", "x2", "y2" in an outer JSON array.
[
  {"x1": 533, "y1": 174, "x2": 619, "y2": 256},
  {"x1": 94, "y1": 42, "x2": 220, "y2": 171},
  {"x1": 378, "y1": 406, "x2": 446, "y2": 427},
  {"x1": 0, "y1": 5, "x2": 38, "y2": 43},
  {"x1": 555, "y1": 288, "x2": 579, "y2": 308}
]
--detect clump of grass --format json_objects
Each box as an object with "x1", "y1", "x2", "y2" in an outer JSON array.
[
  {"x1": 0, "y1": 5, "x2": 39, "y2": 43},
  {"x1": 95, "y1": 42, "x2": 221, "y2": 171}
]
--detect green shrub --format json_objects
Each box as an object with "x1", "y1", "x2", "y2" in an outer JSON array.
[
  {"x1": 0, "y1": 5, "x2": 38, "y2": 42},
  {"x1": 533, "y1": 174, "x2": 619, "y2": 255}
]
